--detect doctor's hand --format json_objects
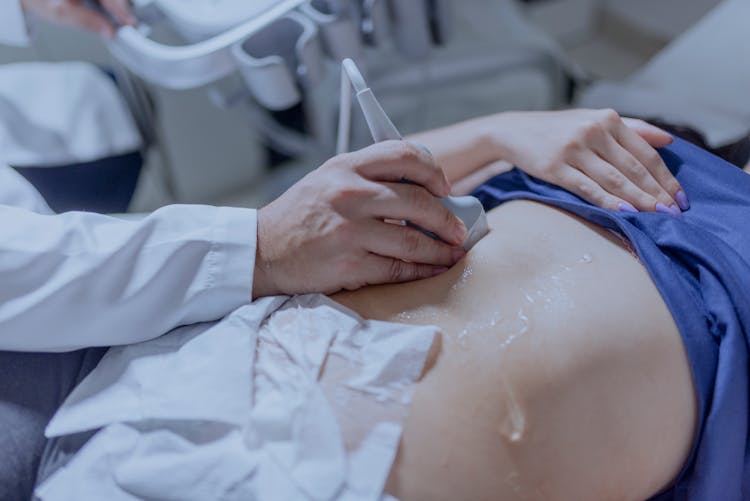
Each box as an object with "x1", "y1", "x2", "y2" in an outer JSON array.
[
  {"x1": 252, "y1": 141, "x2": 467, "y2": 297},
  {"x1": 483, "y1": 109, "x2": 688, "y2": 215},
  {"x1": 21, "y1": 0, "x2": 136, "y2": 38}
]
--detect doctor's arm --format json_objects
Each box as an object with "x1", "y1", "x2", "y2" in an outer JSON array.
[
  {"x1": 0, "y1": 143, "x2": 463, "y2": 352},
  {"x1": 409, "y1": 109, "x2": 688, "y2": 214},
  {"x1": 0, "y1": 203, "x2": 257, "y2": 352}
]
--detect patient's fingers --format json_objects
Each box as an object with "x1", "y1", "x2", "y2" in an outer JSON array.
[
  {"x1": 558, "y1": 165, "x2": 636, "y2": 212},
  {"x1": 574, "y1": 153, "x2": 659, "y2": 211},
  {"x1": 594, "y1": 135, "x2": 675, "y2": 210},
  {"x1": 99, "y1": 0, "x2": 137, "y2": 26},
  {"x1": 616, "y1": 119, "x2": 688, "y2": 210},
  {"x1": 48, "y1": 1, "x2": 115, "y2": 36},
  {"x1": 621, "y1": 118, "x2": 673, "y2": 148},
  {"x1": 362, "y1": 220, "x2": 463, "y2": 267}
]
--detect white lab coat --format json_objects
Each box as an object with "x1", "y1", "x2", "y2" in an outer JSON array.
[
  {"x1": 0, "y1": 3, "x2": 257, "y2": 352},
  {"x1": 0, "y1": 162, "x2": 257, "y2": 352}
]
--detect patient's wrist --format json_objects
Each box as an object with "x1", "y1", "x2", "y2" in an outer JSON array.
[{"x1": 471, "y1": 112, "x2": 516, "y2": 165}]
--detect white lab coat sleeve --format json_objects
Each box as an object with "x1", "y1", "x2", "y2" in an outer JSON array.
[
  {"x1": 0, "y1": 203, "x2": 257, "y2": 352},
  {"x1": 0, "y1": 1, "x2": 29, "y2": 46}
]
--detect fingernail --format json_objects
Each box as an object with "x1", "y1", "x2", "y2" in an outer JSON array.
[
  {"x1": 675, "y1": 190, "x2": 690, "y2": 211},
  {"x1": 656, "y1": 202, "x2": 681, "y2": 217},
  {"x1": 617, "y1": 201, "x2": 639, "y2": 213},
  {"x1": 655, "y1": 202, "x2": 671, "y2": 215},
  {"x1": 431, "y1": 266, "x2": 449, "y2": 277},
  {"x1": 451, "y1": 248, "x2": 466, "y2": 262}
]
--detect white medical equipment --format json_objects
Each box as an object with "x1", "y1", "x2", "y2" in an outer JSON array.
[
  {"x1": 110, "y1": 0, "x2": 561, "y2": 134},
  {"x1": 105, "y1": 0, "x2": 574, "y2": 200},
  {"x1": 338, "y1": 58, "x2": 489, "y2": 251}
]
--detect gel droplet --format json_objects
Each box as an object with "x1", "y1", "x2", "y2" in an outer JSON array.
[
  {"x1": 578, "y1": 253, "x2": 593, "y2": 264},
  {"x1": 498, "y1": 375, "x2": 526, "y2": 443},
  {"x1": 498, "y1": 309, "x2": 529, "y2": 350},
  {"x1": 450, "y1": 265, "x2": 474, "y2": 291}
]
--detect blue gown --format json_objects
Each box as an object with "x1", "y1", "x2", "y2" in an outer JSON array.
[{"x1": 472, "y1": 137, "x2": 750, "y2": 500}]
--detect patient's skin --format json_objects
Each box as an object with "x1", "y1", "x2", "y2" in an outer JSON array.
[{"x1": 332, "y1": 201, "x2": 697, "y2": 501}]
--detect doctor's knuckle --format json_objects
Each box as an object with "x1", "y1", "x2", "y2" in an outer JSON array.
[
  {"x1": 400, "y1": 229, "x2": 422, "y2": 255},
  {"x1": 322, "y1": 153, "x2": 351, "y2": 174},
  {"x1": 384, "y1": 141, "x2": 418, "y2": 164},
  {"x1": 442, "y1": 206, "x2": 457, "y2": 229},
  {"x1": 330, "y1": 182, "x2": 371, "y2": 205},
  {"x1": 405, "y1": 188, "x2": 428, "y2": 214},
  {"x1": 399, "y1": 141, "x2": 422, "y2": 161},
  {"x1": 387, "y1": 259, "x2": 407, "y2": 282}
]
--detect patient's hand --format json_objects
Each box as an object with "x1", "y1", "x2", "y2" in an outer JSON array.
[
  {"x1": 253, "y1": 141, "x2": 467, "y2": 298},
  {"x1": 480, "y1": 109, "x2": 687, "y2": 215}
]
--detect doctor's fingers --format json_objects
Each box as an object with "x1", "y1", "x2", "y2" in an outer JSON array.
[
  {"x1": 99, "y1": 0, "x2": 137, "y2": 26},
  {"x1": 24, "y1": 0, "x2": 113, "y2": 36},
  {"x1": 357, "y1": 254, "x2": 451, "y2": 288},
  {"x1": 361, "y1": 220, "x2": 464, "y2": 268},
  {"x1": 592, "y1": 136, "x2": 677, "y2": 210},
  {"x1": 365, "y1": 182, "x2": 467, "y2": 246},
  {"x1": 351, "y1": 140, "x2": 451, "y2": 198}
]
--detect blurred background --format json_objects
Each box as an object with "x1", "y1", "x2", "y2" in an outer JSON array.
[{"x1": 2, "y1": 0, "x2": 745, "y2": 215}]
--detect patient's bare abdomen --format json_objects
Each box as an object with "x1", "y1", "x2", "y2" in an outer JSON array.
[{"x1": 333, "y1": 200, "x2": 697, "y2": 501}]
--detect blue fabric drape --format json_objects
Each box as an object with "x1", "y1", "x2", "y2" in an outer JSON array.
[{"x1": 472, "y1": 137, "x2": 750, "y2": 500}]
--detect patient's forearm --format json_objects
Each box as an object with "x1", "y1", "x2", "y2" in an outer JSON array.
[
  {"x1": 410, "y1": 110, "x2": 685, "y2": 214},
  {"x1": 407, "y1": 114, "x2": 509, "y2": 184}
]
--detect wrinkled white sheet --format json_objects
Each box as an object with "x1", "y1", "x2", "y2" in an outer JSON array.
[{"x1": 36, "y1": 294, "x2": 437, "y2": 501}]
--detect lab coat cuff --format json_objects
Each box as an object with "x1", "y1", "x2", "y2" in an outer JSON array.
[
  {"x1": 0, "y1": 1, "x2": 30, "y2": 47},
  {"x1": 209, "y1": 207, "x2": 257, "y2": 303}
]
